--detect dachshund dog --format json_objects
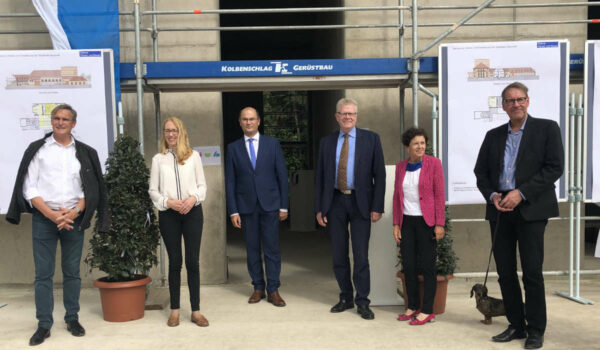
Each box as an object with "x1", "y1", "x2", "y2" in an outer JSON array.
[{"x1": 470, "y1": 283, "x2": 505, "y2": 325}]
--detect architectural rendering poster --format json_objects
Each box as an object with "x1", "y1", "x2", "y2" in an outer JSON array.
[
  {"x1": 586, "y1": 41, "x2": 600, "y2": 202},
  {"x1": 0, "y1": 50, "x2": 115, "y2": 213},
  {"x1": 440, "y1": 40, "x2": 568, "y2": 205}
]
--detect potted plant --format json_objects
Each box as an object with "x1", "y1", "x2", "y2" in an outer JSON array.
[{"x1": 85, "y1": 135, "x2": 160, "y2": 322}]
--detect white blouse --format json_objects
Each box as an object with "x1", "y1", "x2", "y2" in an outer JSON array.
[
  {"x1": 149, "y1": 150, "x2": 207, "y2": 211},
  {"x1": 23, "y1": 135, "x2": 84, "y2": 210},
  {"x1": 402, "y1": 168, "x2": 422, "y2": 216}
]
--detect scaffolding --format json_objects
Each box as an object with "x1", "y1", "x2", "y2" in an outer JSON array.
[{"x1": 1, "y1": 0, "x2": 598, "y2": 305}]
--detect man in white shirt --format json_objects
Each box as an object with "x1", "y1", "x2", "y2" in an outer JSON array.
[
  {"x1": 225, "y1": 107, "x2": 289, "y2": 307},
  {"x1": 6, "y1": 104, "x2": 108, "y2": 346}
]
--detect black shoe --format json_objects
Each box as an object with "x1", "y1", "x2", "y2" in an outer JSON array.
[
  {"x1": 357, "y1": 305, "x2": 375, "y2": 320},
  {"x1": 29, "y1": 327, "x2": 50, "y2": 346},
  {"x1": 330, "y1": 300, "x2": 354, "y2": 313},
  {"x1": 492, "y1": 326, "x2": 527, "y2": 342},
  {"x1": 66, "y1": 320, "x2": 85, "y2": 337},
  {"x1": 525, "y1": 334, "x2": 544, "y2": 349}
]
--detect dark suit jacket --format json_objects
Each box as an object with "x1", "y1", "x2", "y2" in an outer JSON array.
[
  {"x1": 6, "y1": 132, "x2": 109, "y2": 232},
  {"x1": 314, "y1": 128, "x2": 386, "y2": 219},
  {"x1": 474, "y1": 115, "x2": 564, "y2": 221},
  {"x1": 225, "y1": 134, "x2": 289, "y2": 215}
]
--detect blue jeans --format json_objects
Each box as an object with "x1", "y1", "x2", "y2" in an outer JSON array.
[{"x1": 32, "y1": 210, "x2": 84, "y2": 329}]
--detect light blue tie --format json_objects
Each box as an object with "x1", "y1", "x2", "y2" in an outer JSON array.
[{"x1": 248, "y1": 138, "x2": 256, "y2": 169}]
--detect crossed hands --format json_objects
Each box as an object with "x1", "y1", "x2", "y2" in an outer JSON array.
[
  {"x1": 50, "y1": 208, "x2": 78, "y2": 230},
  {"x1": 492, "y1": 190, "x2": 522, "y2": 212},
  {"x1": 167, "y1": 196, "x2": 197, "y2": 215}
]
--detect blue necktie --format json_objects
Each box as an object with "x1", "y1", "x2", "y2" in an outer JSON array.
[{"x1": 248, "y1": 138, "x2": 256, "y2": 169}]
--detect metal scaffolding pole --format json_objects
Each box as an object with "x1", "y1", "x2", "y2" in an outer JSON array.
[
  {"x1": 411, "y1": 0, "x2": 418, "y2": 126},
  {"x1": 575, "y1": 94, "x2": 584, "y2": 299},
  {"x1": 398, "y1": 0, "x2": 404, "y2": 58},
  {"x1": 419, "y1": 2, "x2": 600, "y2": 10},
  {"x1": 398, "y1": 0, "x2": 405, "y2": 157},
  {"x1": 413, "y1": 0, "x2": 496, "y2": 59},
  {"x1": 134, "y1": 0, "x2": 144, "y2": 155},
  {"x1": 407, "y1": 19, "x2": 599, "y2": 28},
  {"x1": 150, "y1": 0, "x2": 166, "y2": 289},
  {"x1": 142, "y1": 6, "x2": 409, "y2": 15},
  {"x1": 556, "y1": 94, "x2": 595, "y2": 305}
]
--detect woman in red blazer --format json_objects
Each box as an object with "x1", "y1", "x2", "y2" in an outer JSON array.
[{"x1": 393, "y1": 127, "x2": 445, "y2": 325}]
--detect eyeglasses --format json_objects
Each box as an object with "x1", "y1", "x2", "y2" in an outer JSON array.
[
  {"x1": 51, "y1": 116, "x2": 73, "y2": 123},
  {"x1": 337, "y1": 112, "x2": 357, "y2": 117},
  {"x1": 502, "y1": 97, "x2": 528, "y2": 105},
  {"x1": 164, "y1": 129, "x2": 179, "y2": 134}
]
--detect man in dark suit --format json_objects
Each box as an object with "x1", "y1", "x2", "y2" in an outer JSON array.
[
  {"x1": 474, "y1": 82, "x2": 564, "y2": 349},
  {"x1": 314, "y1": 98, "x2": 386, "y2": 320},
  {"x1": 225, "y1": 107, "x2": 289, "y2": 307}
]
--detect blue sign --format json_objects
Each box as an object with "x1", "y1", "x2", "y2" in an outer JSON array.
[
  {"x1": 79, "y1": 50, "x2": 102, "y2": 57},
  {"x1": 537, "y1": 41, "x2": 559, "y2": 48},
  {"x1": 120, "y1": 55, "x2": 583, "y2": 80}
]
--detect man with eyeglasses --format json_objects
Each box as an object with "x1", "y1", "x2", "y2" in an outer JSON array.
[
  {"x1": 6, "y1": 104, "x2": 108, "y2": 346},
  {"x1": 314, "y1": 97, "x2": 385, "y2": 320},
  {"x1": 474, "y1": 82, "x2": 564, "y2": 349}
]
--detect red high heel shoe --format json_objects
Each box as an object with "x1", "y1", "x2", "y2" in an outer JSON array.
[
  {"x1": 397, "y1": 309, "x2": 421, "y2": 321},
  {"x1": 409, "y1": 313, "x2": 436, "y2": 325}
]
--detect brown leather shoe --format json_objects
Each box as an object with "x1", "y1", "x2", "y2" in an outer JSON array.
[
  {"x1": 267, "y1": 291, "x2": 286, "y2": 307},
  {"x1": 191, "y1": 314, "x2": 209, "y2": 327},
  {"x1": 248, "y1": 290, "x2": 266, "y2": 304},
  {"x1": 167, "y1": 314, "x2": 179, "y2": 327}
]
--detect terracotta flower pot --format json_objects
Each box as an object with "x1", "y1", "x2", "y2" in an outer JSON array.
[
  {"x1": 93, "y1": 275, "x2": 152, "y2": 322},
  {"x1": 397, "y1": 271, "x2": 453, "y2": 315}
]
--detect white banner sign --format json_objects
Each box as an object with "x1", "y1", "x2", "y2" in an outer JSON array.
[
  {"x1": 440, "y1": 40, "x2": 568, "y2": 205},
  {"x1": 0, "y1": 50, "x2": 115, "y2": 213},
  {"x1": 590, "y1": 42, "x2": 600, "y2": 202}
]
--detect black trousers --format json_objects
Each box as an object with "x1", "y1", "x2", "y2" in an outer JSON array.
[
  {"x1": 159, "y1": 205, "x2": 203, "y2": 311},
  {"x1": 327, "y1": 192, "x2": 371, "y2": 306},
  {"x1": 400, "y1": 215, "x2": 437, "y2": 314},
  {"x1": 490, "y1": 208, "x2": 547, "y2": 335}
]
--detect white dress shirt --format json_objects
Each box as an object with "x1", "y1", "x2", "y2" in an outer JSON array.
[
  {"x1": 149, "y1": 149, "x2": 207, "y2": 211},
  {"x1": 23, "y1": 135, "x2": 84, "y2": 210},
  {"x1": 402, "y1": 168, "x2": 423, "y2": 216}
]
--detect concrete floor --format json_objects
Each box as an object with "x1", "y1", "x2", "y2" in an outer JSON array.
[{"x1": 1, "y1": 230, "x2": 599, "y2": 350}]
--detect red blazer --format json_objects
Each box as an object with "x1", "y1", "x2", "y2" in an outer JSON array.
[{"x1": 393, "y1": 154, "x2": 445, "y2": 228}]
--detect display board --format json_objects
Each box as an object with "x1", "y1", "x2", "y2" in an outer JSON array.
[
  {"x1": 0, "y1": 49, "x2": 115, "y2": 213},
  {"x1": 439, "y1": 40, "x2": 569, "y2": 205},
  {"x1": 369, "y1": 165, "x2": 402, "y2": 306},
  {"x1": 584, "y1": 41, "x2": 600, "y2": 202}
]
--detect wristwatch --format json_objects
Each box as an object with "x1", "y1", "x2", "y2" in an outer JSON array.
[{"x1": 74, "y1": 207, "x2": 81, "y2": 215}]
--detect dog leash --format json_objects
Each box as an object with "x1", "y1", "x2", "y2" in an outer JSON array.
[{"x1": 483, "y1": 210, "x2": 502, "y2": 288}]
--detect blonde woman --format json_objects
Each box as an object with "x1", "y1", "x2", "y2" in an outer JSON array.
[{"x1": 149, "y1": 117, "x2": 208, "y2": 327}]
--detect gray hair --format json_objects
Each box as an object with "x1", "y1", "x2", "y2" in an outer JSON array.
[
  {"x1": 501, "y1": 82, "x2": 528, "y2": 100},
  {"x1": 336, "y1": 98, "x2": 358, "y2": 114},
  {"x1": 51, "y1": 104, "x2": 77, "y2": 122}
]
